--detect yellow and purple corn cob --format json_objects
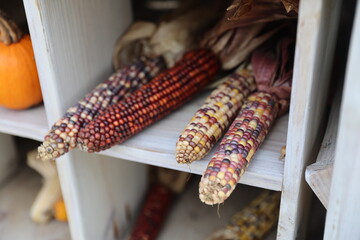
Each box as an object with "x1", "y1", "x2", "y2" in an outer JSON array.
[
  {"x1": 176, "y1": 65, "x2": 256, "y2": 164},
  {"x1": 38, "y1": 56, "x2": 165, "y2": 161},
  {"x1": 199, "y1": 92, "x2": 279, "y2": 205},
  {"x1": 77, "y1": 49, "x2": 220, "y2": 153},
  {"x1": 206, "y1": 191, "x2": 280, "y2": 240}
]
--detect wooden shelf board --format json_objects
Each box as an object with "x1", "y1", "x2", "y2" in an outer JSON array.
[
  {"x1": 0, "y1": 167, "x2": 70, "y2": 240},
  {"x1": 0, "y1": 105, "x2": 48, "y2": 141},
  {"x1": 101, "y1": 91, "x2": 287, "y2": 191}
]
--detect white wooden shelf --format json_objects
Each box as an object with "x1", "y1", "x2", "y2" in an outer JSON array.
[
  {"x1": 0, "y1": 167, "x2": 70, "y2": 240},
  {"x1": 102, "y1": 91, "x2": 287, "y2": 191},
  {"x1": 17, "y1": 0, "x2": 342, "y2": 239},
  {"x1": 0, "y1": 105, "x2": 48, "y2": 142},
  {"x1": 0, "y1": 89, "x2": 286, "y2": 191}
]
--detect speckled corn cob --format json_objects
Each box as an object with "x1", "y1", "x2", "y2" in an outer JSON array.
[
  {"x1": 129, "y1": 184, "x2": 173, "y2": 240},
  {"x1": 176, "y1": 65, "x2": 256, "y2": 164},
  {"x1": 207, "y1": 191, "x2": 280, "y2": 240},
  {"x1": 38, "y1": 56, "x2": 165, "y2": 161},
  {"x1": 77, "y1": 49, "x2": 220, "y2": 153},
  {"x1": 199, "y1": 92, "x2": 279, "y2": 205}
]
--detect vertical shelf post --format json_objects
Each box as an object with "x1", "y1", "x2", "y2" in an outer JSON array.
[
  {"x1": 324, "y1": 1, "x2": 360, "y2": 238},
  {"x1": 23, "y1": 0, "x2": 148, "y2": 239},
  {"x1": 277, "y1": 0, "x2": 342, "y2": 239}
]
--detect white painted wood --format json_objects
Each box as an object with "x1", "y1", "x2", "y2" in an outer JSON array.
[
  {"x1": 0, "y1": 133, "x2": 17, "y2": 185},
  {"x1": 23, "y1": 0, "x2": 132, "y2": 123},
  {"x1": 305, "y1": 90, "x2": 341, "y2": 209},
  {"x1": 0, "y1": 105, "x2": 48, "y2": 141},
  {"x1": 0, "y1": 167, "x2": 71, "y2": 240},
  {"x1": 277, "y1": 0, "x2": 342, "y2": 239},
  {"x1": 23, "y1": 1, "x2": 148, "y2": 240},
  {"x1": 324, "y1": 1, "x2": 360, "y2": 238},
  {"x1": 57, "y1": 152, "x2": 147, "y2": 240},
  {"x1": 101, "y1": 90, "x2": 287, "y2": 191}
]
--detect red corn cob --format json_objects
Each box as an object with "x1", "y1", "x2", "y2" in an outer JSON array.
[
  {"x1": 128, "y1": 184, "x2": 173, "y2": 240},
  {"x1": 199, "y1": 92, "x2": 279, "y2": 204},
  {"x1": 77, "y1": 49, "x2": 220, "y2": 153},
  {"x1": 38, "y1": 56, "x2": 165, "y2": 160}
]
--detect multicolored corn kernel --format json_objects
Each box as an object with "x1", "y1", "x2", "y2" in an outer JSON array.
[
  {"x1": 38, "y1": 56, "x2": 165, "y2": 161},
  {"x1": 199, "y1": 92, "x2": 279, "y2": 205},
  {"x1": 176, "y1": 64, "x2": 256, "y2": 164},
  {"x1": 207, "y1": 191, "x2": 280, "y2": 240},
  {"x1": 77, "y1": 49, "x2": 220, "y2": 153}
]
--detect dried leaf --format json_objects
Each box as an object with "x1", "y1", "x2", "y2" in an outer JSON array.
[
  {"x1": 221, "y1": 23, "x2": 283, "y2": 69},
  {"x1": 201, "y1": 0, "x2": 297, "y2": 68},
  {"x1": 251, "y1": 32, "x2": 295, "y2": 115},
  {"x1": 281, "y1": 0, "x2": 299, "y2": 13},
  {"x1": 221, "y1": 0, "x2": 297, "y2": 32},
  {"x1": 227, "y1": 0, "x2": 253, "y2": 20},
  {"x1": 210, "y1": 30, "x2": 234, "y2": 54},
  {"x1": 148, "y1": 2, "x2": 223, "y2": 67},
  {"x1": 112, "y1": 21, "x2": 157, "y2": 69}
]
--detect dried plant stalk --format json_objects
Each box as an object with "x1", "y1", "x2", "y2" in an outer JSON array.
[{"x1": 201, "y1": 0, "x2": 297, "y2": 69}]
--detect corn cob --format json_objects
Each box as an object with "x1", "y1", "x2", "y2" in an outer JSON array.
[
  {"x1": 199, "y1": 92, "x2": 279, "y2": 205},
  {"x1": 176, "y1": 64, "x2": 256, "y2": 164},
  {"x1": 206, "y1": 191, "x2": 280, "y2": 240},
  {"x1": 38, "y1": 56, "x2": 165, "y2": 161},
  {"x1": 128, "y1": 184, "x2": 174, "y2": 240},
  {"x1": 77, "y1": 49, "x2": 220, "y2": 153}
]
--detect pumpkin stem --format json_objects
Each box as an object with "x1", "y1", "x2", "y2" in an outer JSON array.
[{"x1": 0, "y1": 10, "x2": 23, "y2": 45}]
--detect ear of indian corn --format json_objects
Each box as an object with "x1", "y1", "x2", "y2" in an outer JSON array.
[
  {"x1": 128, "y1": 184, "x2": 174, "y2": 240},
  {"x1": 77, "y1": 49, "x2": 220, "y2": 153},
  {"x1": 199, "y1": 92, "x2": 279, "y2": 205},
  {"x1": 206, "y1": 191, "x2": 280, "y2": 240},
  {"x1": 176, "y1": 64, "x2": 256, "y2": 164},
  {"x1": 38, "y1": 56, "x2": 166, "y2": 161}
]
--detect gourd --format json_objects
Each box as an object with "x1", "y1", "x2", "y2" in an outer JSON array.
[{"x1": 0, "y1": 10, "x2": 42, "y2": 110}]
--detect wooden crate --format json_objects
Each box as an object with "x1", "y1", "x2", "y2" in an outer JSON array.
[{"x1": 0, "y1": 0, "x2": 342, "y2": 239}]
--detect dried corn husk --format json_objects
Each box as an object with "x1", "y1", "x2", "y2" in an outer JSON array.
[
  {"x1": 146, "y1": 3, "x2": 222, "y2": 67},
  {"x1": 113, "y1": 2, "x2": 224, "y2": 69},
  {"x1": 251, "y1": 31, "x2": 295, "y2": 115},
  {"x1": 202, "y1": 0, "x2": 298, "y2": 69},
  {"x1": 281, "y1": 0, "x2": 299, "y2": 13},
  {"x1": 112, "y1": 21, "x2": 157, "y2": 70}
]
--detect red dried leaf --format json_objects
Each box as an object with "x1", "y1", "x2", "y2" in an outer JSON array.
[
  {"x1": 251, "y1": 33, "x2": 295, "y2": 115},
  {"x1": 201, "y1": 0, "x2": 297, "y2": 69}
]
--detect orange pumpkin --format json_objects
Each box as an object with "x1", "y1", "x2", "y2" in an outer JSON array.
[{"x1": 0, "y1": 10, "x2": 42, "y2": 110}]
